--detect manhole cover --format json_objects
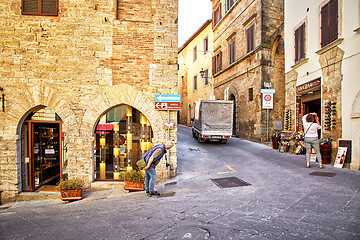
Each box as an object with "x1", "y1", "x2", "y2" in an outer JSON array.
[
  {"x1": 309, "y1": 172, "x2": 337, "y2": 177},
  {"x1": 158, "y1": 192, "x2": 175, "y2": 198},
  {"x1": 211, "y1": 177, "x2": 251, "y2": 188}
]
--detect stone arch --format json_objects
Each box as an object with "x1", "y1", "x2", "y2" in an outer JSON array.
[
  {"x1": 351, "y1": 91, "x2": 360, "y2": 170},
  {"x1": 228, "y1": 85, "x2": 239, "y2": 136}
]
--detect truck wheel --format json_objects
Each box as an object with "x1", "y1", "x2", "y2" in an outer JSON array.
[
  {"x1": 192, "y1": 129, "x2": 196, "y2": 138},
  {"x1": 198, "y1": 136, "x2": 204, "y2": 143},
  {"x1": 220, "y1": 139, "x2": 227, "y2": 144}
]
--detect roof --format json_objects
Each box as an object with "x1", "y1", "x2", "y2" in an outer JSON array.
[{"x1": 178, "y1": 19, "x2": 212, "y2": 54}]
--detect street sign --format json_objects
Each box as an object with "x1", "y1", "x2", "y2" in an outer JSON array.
[
  {"x1": 262, "y1": 93, "x2": 274, "y2": 109},
  {"x1": 261, "y1": 89, "x2": 275, "y2": 94},
  {"x1": 155, "y1": 94, "x2": 181, "y2": 102},
  {"x1": 155, "y1": 102, "x2": 181, "y2": 110}
]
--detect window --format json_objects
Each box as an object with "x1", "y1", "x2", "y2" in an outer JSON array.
[
  {"x1": 203, "y1": 69, "x2": 209, "y2": 86},
  {"x1": 212, "y1": 51, "x2": 222, "y2": 75},
  {"x1": 193, "y1": 75, "x2": 198, "y2": 91},
  {"x1": 225, "y1": 0, "x2": 237, "y2": 12},
  {"x1": 22, "y1": 0, "x2": 58, "y2": 16},
  {"x1": 321, "y1": 0, "x2": 338, "y2": 48},
  {"x1": 229, "y1": 40, "x2": 236, "y2": 64},
  {"x1": 246, "y1": 24, "x2": 255, "y2": 53},
  {"x1": 193, "y1": 46, "x2": 197, "y2": 62},
  {"x1": 248, "y1": 88, "x2": 253, "y2": 101},
  {"x1": 204, "y1": 37, "x2": 209, "y2": 53},
  {"x1": 295, "y1": 23, "x2": 306, "y2": 62},
  {"x1": 212, "y1": 3, "x2": 222, "y2": 27}
]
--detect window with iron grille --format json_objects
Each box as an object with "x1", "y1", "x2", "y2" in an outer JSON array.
[
  {"x1": 229, "y1": 40, "x2": 235, "y2": 64},
  {"x1": 246, "y1": 24, "x2": 255, "y2": 53},
  {"x1": 193, "y1": 75, "x2": 198, "y2": 91},
  {"x1": 295, "y1": 23, "x2": 306, "y2": 63},
  {"x1": 22, "y1": 0, "x2": 58, "y2": 16},
  {"x1": 321, "y1": 0, "x2": 338, "y2": 48}
]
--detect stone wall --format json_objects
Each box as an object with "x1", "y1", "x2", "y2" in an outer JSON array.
[{"x1": 0, "y1": 0, "x2": 178, "y2": 203}]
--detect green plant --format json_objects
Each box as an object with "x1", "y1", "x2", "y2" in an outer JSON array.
[
  {"x1": 57, "y1": 178, "x2": 85, "y2": 191},
  {"x1": 124, "y1": 169, "x2": 145, "y2": 183}
]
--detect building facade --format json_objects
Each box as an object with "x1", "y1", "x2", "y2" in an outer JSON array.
[
  {"x1": 178, "y1": 20, "x2": 214, "y2": 126},
  {"x1": 284, "y1": 0, "x2": 360, "y2": 169},
  {"x1": 210, "y1": 0, "x2": 285, "y2": 141},
  {"x1": 0, "y1": 0, "x2": 178, "y2": 203}
]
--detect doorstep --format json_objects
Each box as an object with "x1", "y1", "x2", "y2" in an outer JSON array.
[
  {"x1": 16, "y1": 191, "x2": 61, "y2": 202},
  {"x1": 90, "y1": 181, "x2": 125, "y2": 191}
]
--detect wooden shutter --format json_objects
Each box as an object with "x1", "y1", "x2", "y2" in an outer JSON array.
[
  {"x1": 219, "y1": 51, "x2": 222, "y2": 71},
  {"x1": 218, "y1": 3, "x2": 222, "y2": 20},
  {"x1": 294, "y1": 27, "x2": 299, "y2": 62},
  {"x1": 321, "y1": 3, "x2": 329, "y2": 47},
  {"x1": 42, "y1": 0, "x2": 57, "y2": 15},
  {"x1": 300, "y1": 23, "x2": 305, "y2": 60},
  {"x1": 212, "y1": 56, "x2": 215, "y2": 75},
  {"x1": 212, "y1": 11, "x2": 215, "y2": 28},
  {"x1": 23, "y1": 0, "x2": 39, "y2": 14},
  {"x1": 250, "y1": 25, "x2": 254, "y2": 51},
  {"x1": 329, "y1": 0, "x2": 338, "y2": 43}
]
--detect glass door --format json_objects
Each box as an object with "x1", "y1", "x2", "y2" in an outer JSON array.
[{"x1": 31, "y1": 122, "x2": 62, "y2": 190}]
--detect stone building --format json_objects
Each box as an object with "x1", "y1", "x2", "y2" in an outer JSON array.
[
  {"x1": 178, "y1": 20, "x2": 214, "y2": 126},
  {"x1": 0, "y1": 0, "x2": 178, "y2": 203},
  {"x1": 210, "y1": 0, "x2": 285, "y2": 141},
  {"x1": 284, "y1": 0, "x2": 360, "y2": 169}
]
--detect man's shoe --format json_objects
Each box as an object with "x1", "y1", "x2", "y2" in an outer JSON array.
[{"x1": 149, "y1": 191, "x2": 160, "y2": 196}]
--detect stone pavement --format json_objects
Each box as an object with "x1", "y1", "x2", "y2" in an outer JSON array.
[{"x1": 1, "y1": 129, "x2": 360, "y2": 239}]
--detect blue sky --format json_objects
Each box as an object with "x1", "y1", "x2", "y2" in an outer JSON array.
[{"x1": 178, "y1": 0, "x2": 212, "y2": 47}]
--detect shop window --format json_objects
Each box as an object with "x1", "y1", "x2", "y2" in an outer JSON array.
[
  {"x1": 321, "y1": 0, "x2": 338, "y2": 48},
  {"x1": 193, "y1": 75, "x2": 198, "y2": 91},
  {"x1": 246, "y1": 24, "x2": 255, "y2": 53},
  {"x1": 295, "y1": 23, "x2": 306, "y2": 63},
  {"x1": 94, "y1": 105, "x2": 153, "y2": 181},
  {"x1": 22, "y1": 0, "x2": 58, "y2": 16}
]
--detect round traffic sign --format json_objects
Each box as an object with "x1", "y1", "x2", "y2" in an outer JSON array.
[{"x1": 264, "y1": 94, "x2": 272, "y2": 101}]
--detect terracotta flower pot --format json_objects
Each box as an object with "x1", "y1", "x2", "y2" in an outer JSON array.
[
  {"x1": 61, "y1": 189, "x2": 83, "y2": 201},
  {"x1": 124, "y1": 181, "x2": 144, "y2": 191}
]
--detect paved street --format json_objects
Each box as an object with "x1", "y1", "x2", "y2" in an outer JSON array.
[{"x1": 1, "y1": 125, "x2": 360, "y2": 240}]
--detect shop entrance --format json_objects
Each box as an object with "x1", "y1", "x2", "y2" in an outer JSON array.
[{"x1": 21, "y1": 108, "x2": 63, "y2": 192}]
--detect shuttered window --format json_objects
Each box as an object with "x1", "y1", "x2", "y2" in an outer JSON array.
[
  {"x1": 22, "y1": 0, "x2": 58, "y2": 16},
  {"x1": 229, "y1": 40, "x2": 235, "y2": 64},
  {"x1": 295, "y1": 23, "x2": 306, "y2": 63},
  {"x1": 193, "y1": 76, "x2": 198, "y2": 91},
  {"x1": 246, "y1": 24, "x2": 255, "y2": 53},
  {"x1": 212, "y1": 51, "x2": 222, "y2": 75},
  {"x1": 321, "y1": 0, "x2": 338, "y2": 47},
  {"x1": 212, "y1": 3, "x2": 222, "y2": 28}
]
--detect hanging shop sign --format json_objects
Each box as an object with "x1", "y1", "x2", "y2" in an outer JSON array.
[
  {"x1": 155, "y1": 94, "x2": 181, "y2": 110},
  {"x1": 296, "y1": 78, "x2": 321, "y2": 94}
]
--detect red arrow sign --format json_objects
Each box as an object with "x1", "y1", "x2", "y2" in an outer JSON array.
[{"x1": 155, "y1": 102, "x2": 180, "y2": 110}]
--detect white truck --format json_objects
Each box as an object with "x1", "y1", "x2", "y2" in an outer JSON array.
[{"x1": 191, "y1": 100, "x2": 233, "y2": 143}]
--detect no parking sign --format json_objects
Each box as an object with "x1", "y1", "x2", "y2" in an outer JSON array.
[{"x1": 261, "y1": 89, "x2": 275, "y2": 109}]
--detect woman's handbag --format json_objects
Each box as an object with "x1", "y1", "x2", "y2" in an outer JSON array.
[{"x1": 136, "y1": 158, "x2": 146, "y2": 170}]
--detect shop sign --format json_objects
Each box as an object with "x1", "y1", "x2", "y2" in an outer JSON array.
[{"x1": 296, "y1": 79, "x2": 321, "y2": 94}]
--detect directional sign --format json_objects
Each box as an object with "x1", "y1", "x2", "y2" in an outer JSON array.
[
  {"x1": 261, "y1": 89, "x2": 275, "y2": 94},
  {"x1": 155, "y1": 94, "x2": 181, "y2": 102},
  {"x1": 155, "y1": 102, "x2": 181, "y2": 110}
]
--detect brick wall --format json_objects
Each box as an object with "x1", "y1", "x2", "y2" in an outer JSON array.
[{"x1": 0, "y1": 0, "x2": 178, "y2": 202}]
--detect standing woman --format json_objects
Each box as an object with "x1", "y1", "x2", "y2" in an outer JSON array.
[{"x1": 302, "y1": 112, "x2": 323, "y2": 168}]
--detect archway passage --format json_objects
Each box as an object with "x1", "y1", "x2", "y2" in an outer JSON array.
[
  {"x1": 94, "y1": 105, "x2": 153, "y2": 181},
  {"x1": 229, "y1": 94, "x2": 237, "y2": 136},
  {"x1": 21, "y1": 107, "x2": 63, "y2": 192}
]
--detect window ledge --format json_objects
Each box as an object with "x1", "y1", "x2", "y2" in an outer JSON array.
[
  {"x1": 316, "y1": 38, "x2": 344, "y2": 55},
  {"x1": 354, "y1": 27, "x2": 360, "y2": 33},
  {"x1": 291, "y1": 58, "x2": 309, "y2": 69}
]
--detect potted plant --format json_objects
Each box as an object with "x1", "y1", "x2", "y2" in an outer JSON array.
[
  {"x1": 57, "y1": 177, "x2": 85, "y2": 201},
  {"x1": 124, "y1": 167, "x2": 145, "y2": 191}
]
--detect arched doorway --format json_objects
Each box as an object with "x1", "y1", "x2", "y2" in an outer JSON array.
[
  {"x1": 93, "y1": 104, "x2": 153, "y2": 181},
  {"x1": 20, "y1": 107, "x2": 64, "y2": 192}
]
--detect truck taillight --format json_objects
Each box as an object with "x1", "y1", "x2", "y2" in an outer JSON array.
[
  {"x1": 203, "y1": 135, "x2": 209, "y2": 138},
  {"x1": 225, "y1": 136, "x2": 231, "y2": 139}
]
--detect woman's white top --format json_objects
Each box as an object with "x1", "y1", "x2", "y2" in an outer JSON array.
[{"x1": 302, "y1": 114, "x2": 321, "y2": 138}]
